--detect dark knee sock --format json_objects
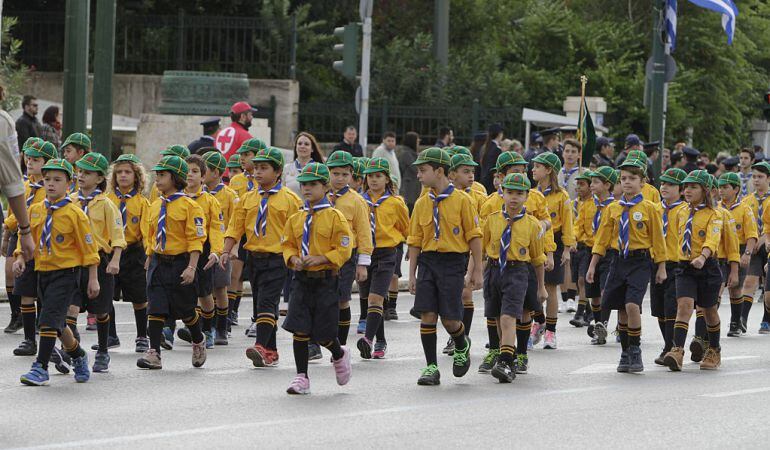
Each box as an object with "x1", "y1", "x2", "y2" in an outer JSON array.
[
  {"x1": 252, "y1": 297, "x2": 258, "y2": 323},
  {"x1": 567, "y1": 288, "x2": 577, "y2": 301},
  {"x1": 201, "y1": 308, "x2": 214, "y2": 334},
  {"x1": 234, "y1": 290, "x2": 242, "y2": 312},
  {"x1": 375, "y1": 318, "x2": 386, "y2": 342},
  {"x1": 36, "y1": 328, "x2": 58, "y2": 369},
  {"x1": 486, "y1": 318, "x2": 500, "y2": 350},
  {"x1": 657, "y1": 317, "x2": 666, "y2": 339},
  {"x1": 293, "y1": 334, "x2": 309, "y2": 375},
  {"x1": 664, "y1": 318, "x2": 675, "y2": 352},
  {"x1": 499, "y1": 344, "x2": 515, "y2": 364},
  {"x1": 108, "y1": 305, "x2": 118, "y2": 339},
  {"x1": 255, "y1": 313, "x2": 277, "y2": 346},
  {"x1": 673, "y1": 321, "x2": 689, "y2": 348},
  {"x1": 268, "y1": 324, "x2": 277, "y2": 350},
  {"x1": 97, "y1": 315, "x2": 110, "y2": 353},
  {"x1": 338, "y1": 307, "x2": 351, "y2": 345},
  {"x1": 618, "y1": 323, "x2": 629, "y2": 351},
  {"x1": 148, "y1": 315, "x2": 165, "y2": 354},
  {"x1": 730, "y1": 297, "x2": 743, "y2": 323},
  {"x1": 449, "y1": 323, "x2": 467, "y2": 349},
  {"x1": 764, "y1": 303, "x2": 770, "y2": 323},
  {"x1": 591, "y1": 303, "x2": 603, "y2": 324},
  {"x1": 215, "y1": 307, "x2": 228, "y2": 334},
  {"x1": 741, "y1": 295, "x2": 753, "y2": 322},
  {"x1": 164, "y1": 316, "x2": 176, "y2": 331},
  {"x1": 8, "y1": 289, "x2": 20, "y2": 316},
  {"x1": 63, "y1": 338, "x2": 86, "y2": 359},
  {"x1": 134, "y1": 305, "x2": 148, "y2": 338},
  {"x1": 708, "y1": 321, "x2": 721, "y2": 349},
  {"x1": 545, "y1": 316, "x2": 557, "y2": 332},
  {"x1": 600, "y1": 306, "x2": 611, "y2": 324},
  {"x1": 359, "y1": 296, "x2": 368, "y2": 321},
  {"x1": 321, "y1": 339, "x2": 344, "y2": 360},
  {"x1": 694, "y1": 312, "x2": 706, "y2": 338},
  {"x1": 462, "y1": 305, "x2": 474, "y2": 335},
  {"x1": 387, "y1": 291, "x2": 398, "y2": 310},
  {"x1": 516, "y1": 320, "x2": 532, "y2": 355},
  {"x1": 66, "y1": 314, "x2": 79, "y2": 342},
  {"x1": 182, "y1": 312, "x2": 204, "y2": 343},
  {"x1": 628, "y1": 326, "x2": 641, "y2": 347},
  {"x1": 561, "y1": 291, "x2": 571, "y2": 303},
  {"x1": 21, "y1": 304, "x2": 37, "y2": 341},
  {"x1": 532, "y1": 310, "x2": 545, "y2": 325},
  {"x1": 364, "y1": 304, "x2": 383, "y2": 341},
  {"x1": 576, "y1": 299, "x2": 586, "y2": 316},
  {"x1": 420, "y1": 323, "x2": 438, "y2": 366}
]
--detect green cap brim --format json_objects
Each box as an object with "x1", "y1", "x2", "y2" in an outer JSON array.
[
  {"x1": 682, "y1": 177, "x2": 707, "y2": 186},
  {"x1": 659, "y1": 175, "x2": 682, "y2": 185},
  {"x1": 296, "y1": 174, "x2": 326, "y2": 183},
  {"x1": 226, "y1": 162, "x2": 242, "y2": 168},
  {"x1": 75, "y1": 160, "x2": 106, "y2": 175},
  {"x1": 451, "y1": 160, "x2": 479, "y2": 170},
  {"x1": 251, "y1": 156, "x2": 282, "y2": 166},
  {"x1": 24, "y1": 149, "x2": 44, "y2": 158},
  {"x1": 717, "y1": 179, "x2": 740, "y2": 187},
  {"x1": 326, "y1": 161, "x2": 354, "y2": 168},
  {"x1": 500, "y1": 183, "x2": 529, "y2": 191}
]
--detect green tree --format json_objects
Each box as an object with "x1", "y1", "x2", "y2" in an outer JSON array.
[{"x1": 0, "y1": 16, "x2": 28, "y2": 111}]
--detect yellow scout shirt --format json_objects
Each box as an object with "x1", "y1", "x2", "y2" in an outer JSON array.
[
  {"x1": 282, "y1": 206, "x2": 353, "y2": 271},
  {"x1": 328, "y1": 186, "x2": 374, "y2": 256},
  {"x1": 407, "y1": 187, "x2": 482, "y2": 253},
  {"x1": 716, "y1": 206, "x2": 740, "y2": 263},
  {"x1": 5, "y1": 176, "x2": 46, "y2": 231},
  {"x1": 107, "y1": 188, "x2": 150, "y2": 246},
  {"x1": 483, "y1": 209, "x2": 546, "y2": 266},
  {"x1": 362, "y1": 191, "x2": 410, "y2": 249},
  {"x1": 226, "y1": 184, "x2": 302, "y2": 254},
  {"x1": 480, "y1": 188, "x2": 556, "y2": 252},
  {"x1": 206, "y1": 183, "x2": 239, "y2": 231},
  {"x1": 674, "y1": 205, "x2": 722, "y2": 261},
  {"x1": 71, "y1": 192, "x2": 127, "y2": 254},
  {"x1": 721, "y1": 198, "x2": 758, "y2": 245},
  {"x1": 592, "y1": 196, "x2": 666, "y2": 264},
  {"x1": 188, "y1": 188, "x2": 224, "y2": 255},
  {"x1": 657, "y1": 200, "x2": 688, "y2": 263},
  {"x1": 540, "y1": 187, "x2": 576, "y2": 246},
  {"x1": 228, "y1": 172, "x2": 255, "y2": 199},
  {"x1": 146, "y1": 195, "x2": 206, "y2": 256}
]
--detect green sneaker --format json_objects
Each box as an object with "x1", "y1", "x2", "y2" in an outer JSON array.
[
  {"x1": 515, "y1": 354, "x2": 528, "y2": 374},
  {"x1": 478, "y1": 348, "x2": 499, "y2": 374},
  {"x1": 417, "y1": 364, "x2": 441, "y2": 386},
  {"x1": 452, "y1": 337, "x2": 471, "y2": 377}
]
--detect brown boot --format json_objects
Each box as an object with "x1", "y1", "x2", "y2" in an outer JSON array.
[
  {"x1": 663, "y1": 346, "x2": 684, "y2": 372},
  {"x1": 700, "y1": 347, "x2": 721, "y2": 370}
]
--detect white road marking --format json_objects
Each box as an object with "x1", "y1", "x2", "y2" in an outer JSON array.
[
  {"x1": 541, "y1": 386, "x2": 608, "y2": 395},
  {"x1": 700, "y1": 386, "x2": 770, "y2": 398}
]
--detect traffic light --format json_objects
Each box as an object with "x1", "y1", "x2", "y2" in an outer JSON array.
[
  {"x1": 333, "y1": 23, "x2": 360, "y2": 80},
  {"x1": 764, "y1": 90, "x2": 770, "y2": 121}
]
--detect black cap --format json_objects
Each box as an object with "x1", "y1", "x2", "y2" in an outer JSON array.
[
  {"x1": 200, "y1": 117, "x2": 221, "y2": 127},
  {"x1": 560, "y1": 126, "x2": 578, "y2": 134},
  {"x1": 683, "y1": 147, "x2": 701, "y2": 157},
  {"x1": 488, "y1": 123, "x2": 504, "y2": 136},
  {"x1": 596, "y1": 136, "x2": 613, "y2": 147},
  {"x1": 540, "y1": 128, "x2": 559, "y2": 137},
  {"x1": 473, "y1": 132, "x2": 488, "y2": 142},
  {"x1": 625, "y1": 134, "x2": 642, "y2": 147},
  {"x1": 643, "y1": 141, "x2": 661, "y2": 149},
  {"x1": 722, "y1": 156, "x2": 739, "y2": 168}
]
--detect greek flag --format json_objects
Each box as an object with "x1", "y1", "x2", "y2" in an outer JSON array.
[
  {"x1": 688, "y1": 0, "x2": 738, "y2": 45},
  {"x1": 665, "y1": 0, "x2": 678, "y2": 51}
]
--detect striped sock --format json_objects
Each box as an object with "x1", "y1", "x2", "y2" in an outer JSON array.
[
  {"x1": 628, "y1": 326, "x2": 641, "y2": 347},
  {"x1": 148, "y1": 315, "x2": 165, "y2": 354},
  {"x1": 486, "y1": 318, "x2": 500, "y2": 349},
  {"x1": 545, "y1": 316, "x2": 557, "y2": 332},
  {"x1": 387, "y1": 291, "x2": 398, "y2": 310},
  {"x1": 200, "y1": 308, "x2": 215, "y2": 333},
  {"x1": 37, "y1": 327, "x2": 58, "y2": 369},
  {"x1": 293, "y1": 334, "x2": 310, "y2": 375},
  {"x1": 707, "y1": 321, "x2": 721, "y2": 349},
  {"x1": 21, "y1": 304, "x2": 37, "y2": 341},
  {"x1": 449, "y1": 323, "x2": 467, "y2": 349},
  {"x1": 338, "y1": 307, "x2": 352, "y2": 345},
  {"x1": 420, "y1": 323, "x2": 438, "y2": 366},
  {"x1": 673, "y1": 321, "x2": 689, "y2": 347},
  {"x1": 364, "y1": 304, "x2": 383, "y2": 341},
  {"x1": 694, "y1": 311, "x2": 706, "y2": 339},
  {"x1": 499, "y1": 344, "x2": 515, "y2": 364},
  {"x1": 618, "y1": 323, "x2": 629, "y2": 351},
  {"x1": 96, "y1": 314, "x2": 110, "y2": 353},
  {"x1": 741, "y1": 295, "x2": 753, "y2": 323},
  {"x1": 182, "y1": 311, "x2": 204, "y2": 344},
  {"x1": 729, "y1": 297, "x2": 743, "y2": 324},
  {"x1": 255, "y1": 313, "x2": 277, "y2": 346},
  {"x1": 215, "y1": 307, "x2": 229, "y2": 334},
  {"x1": 591, "y1": 303, "x2": 603, "y2": 324},
  {"x1": 532, "y1": 310, "x2": 545, "y2": 325},
  {"x1": 516, "y1": 320, "x2": 532, "y2": 355},
  {"x1": 134, "y1": 305, "x2": 148, "y2": 338},
  {"x1": 462, "y1": 304, "x2": 474, "y2": 335},
  {"x1": 66, "y1": 314, "x2": 79, "y2": 341}
]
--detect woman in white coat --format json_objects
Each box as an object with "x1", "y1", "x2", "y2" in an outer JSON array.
[{"x1": 283, "y1": 131, "x2": 326, "y2": 196}]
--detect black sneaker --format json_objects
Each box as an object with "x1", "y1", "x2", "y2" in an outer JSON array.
[
  {"x1": 569, "y1": 312, "x2": 584, "y2": 328},
  {"x1": 385, "y1": 308, "x2": 398, "y2": 321},
  {"x1": 628, "y1": 345, "x2": 643, "y2": 373},
  {"x1": 617, "y1": 351, "x2": 630, "y2": 373},
  {"x1": 13, "y1": 339, "x2": 37, "y2": 356},
  {"x1": 442, "y1": 338, "x2": 455, "y2": 355},
  {"x1": 689, "y1": 336, "x2": 706, "y2": 363},
  {"x1": 135, "y1": 337, "x2": 150, "y2": 353},
  {"x1": 452, "y1": 337, "x2": 471, "y2": 377},
  {"x1": 740, "y1": 317, "x2": 748, "y2": 334},
  {"x1": 514, "y1": 354, "x2": 529, "y2": 374},
  {"x1": 478, "y1": 349, "x2": 499, "y2": 373},
  {"x1": 417, "y1": 364, "x2": 440, "y2": 386},
  {"x1": 727, "y1": 321, "x2": 741, "y2": 337},
  {"x1": 580, "y1": 313, "x2": 592, "y2": 328},
  {"x1": 409, "y1": 307, "x2": 421, "y2": 320},
  {"x1": 592, "y1": 322, "x2": 607, "y2": 345},
  {"x1": 4, "y1": 315, "x2": 22, "y2": 334},
  {"x1": 357, "y1": 337, "x2": 373, "y2": 359},
  {"x1": 308, "y1": 343, "x2": 323, "y2": 361},
  {"x1": 50, "y1": 347, "x2": 72, "y2": 374},
  {"x1": 491, "y1": 359, "x2": 515, "y2": 383},
  {"x1": 90, "y1": 336, "x2": 121, "y2": 351},
  {"x1": 654, "y1": 351, "x2": 667, "y2": 366},
  {"x1": 586, "y1": 323, "x2": 595, "y2": 338},
  {"x1": 214, "y1": 332, "x2": 228, "y2": 346},
  {"x1": 177, "y1": 327, "x2": 193, "y2": 344}
]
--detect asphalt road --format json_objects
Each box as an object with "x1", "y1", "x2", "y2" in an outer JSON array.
[{"x1": 1, "y1": 291, "x2": 770, "y2": 449}]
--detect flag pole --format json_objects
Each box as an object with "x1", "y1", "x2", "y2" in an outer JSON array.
[{"x1": 578, "y1": 75, "x2": 587, "y2": 169}]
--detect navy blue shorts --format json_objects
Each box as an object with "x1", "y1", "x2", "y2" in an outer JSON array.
[
  {"x1": 71, "y1": 253, "x2": 114, "y2": 316},
  {"x1": 237, "y1": 236, "x2": 252, "y2": 281},
  {"x1": 13, "y1": 258, "x2": 38, "y2": 298},
  {"x1": 650, "y1": 262, "x2": 678, "y2": 318},
  {"x1": 413, "y1": 252, "x2": 466, "y2": 321},
  {"x1": 147, "y1": 253, "x2": 198, "y2": 320},
  {"x1": 394, "y1": 244, "x2": 404, "y2": 278},
  {"x1": 5, "y1": 232, "x2": 17, "y2": 258},
  {"x1": 248, "y1": 253, "x2": 286, "y2": 317},
  {"x1": 196, "y1": 242, "x2": 214, "y2": 298},
  {"x1": 585, "y1": 251, "x2": 614, "y2": 298},
  {"x1": 748, "y1": 247, "x2": 767, "y2": 277},
  {"x1": 337, "y1": 251, "x2": 357, "y2": 302},
  {"x1": 601, "y1": 251, "x2": 651, "y2": 310},
  {"x1": 483, "y1": 262, "x2": 529, "y2": 320},
  {"x1": 37, "y1": 268, "x2": 80, "y2": 332},
  {"x1": 282, "y1": 271, "x2": 339, "y2": 341},
  {"x1": 545, "y1": 231, "x2": 565, "y2": 285},
  {"x1": 358, "y1": 247, "x2": 398, "y2": 299},
  {"x1": 114, "y1": 243, "x2": 147, "y2": 303},
  {"x1": 676, "y1": 258, "x2": 722, "y2": 308}
]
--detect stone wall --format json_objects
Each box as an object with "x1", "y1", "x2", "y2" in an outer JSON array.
[{"x1": 22, "y1": 72, "x2": 299, "y2": 148}]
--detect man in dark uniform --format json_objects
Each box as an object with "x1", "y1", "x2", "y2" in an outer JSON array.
[
  {"x1": 524, "y1": 132, "x2": 543, "y2": 161},
  {"x1": 721, "y1": 156, "x2": 739, "y2": 174},
  {"x1": 593, "y1": 136, "x2": 615, "y2": 167},
  {"x1": 682, "y1": 147, "x2": 700, "y2": 173},
  {"x1": 614, "y1": 134, "x2": 643, "y2": 167},
  {"x1": 643, "y1": 141, "x2": 661, "y2": 185},
  {"x1": 188, "y1": 117, "x2": 220, "y2": 155}
]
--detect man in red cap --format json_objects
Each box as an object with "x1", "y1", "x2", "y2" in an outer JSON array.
[{"x1": 215, "y1": 101, "x2": 256, "y2": 172}]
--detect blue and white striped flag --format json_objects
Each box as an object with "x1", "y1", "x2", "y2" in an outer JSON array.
[
  {"x1": 688, "y1": 0, "x2": 738, "y2": 45},
  {"x1": 665, "y1": 0, "x2": 678, "y2": 51}
]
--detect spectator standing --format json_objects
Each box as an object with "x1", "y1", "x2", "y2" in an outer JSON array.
[
  {"x1": 479, "y1": 123, "x2": 504, "y2": 193},
  {"x1": 332, "y1": 125, "x2": 363, "y2": 157},
  {"x1": 15, "y1": 95, "x2": 41, "y2": 150},
  {"x1": 398, "y1": 131, "x2": 420, "y2": 211},
  {"x1": 371, "y1": 131, "x2": 401, "y2": 190},
  {"x1": 39, "y1": 106, "x2": 61, "y2": 148},
  {"x1": 434, "y1": 126, "x2": 454, "y2": 148},
  {"x1": 215, "y1": 101, "x2": 255, "y2": 167},
  {"x1": 284, "y1": 131, "x2": 325, "y2": 196}
]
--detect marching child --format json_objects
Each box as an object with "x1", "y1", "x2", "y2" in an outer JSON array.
[
  {"x1": 356, "y1": 157, "x2": 409, "y2": 360},
  {"x1": 281, "y1": 162, "x2": 353, "y2": 394},
  {"x1": 531, "y1": 152, "x2": 576, "y2": 349},
  {"x1": 137, "y1": 155, "x2": 208, "y2": 370},
  {"x1": 60, "y1": 132, "x2": 91, "y2": 193},
  {"x1": 149, "y1": 145, "x2": 191, "y2": 204},
  {"x1": 202, "y1": 150, "x2": 239, "y2": 344},
  {"x1": 15, "y1": 159, "x2": 100, "y2": 385},
  {"x1": 350, "y1": 158, "x2": 366, "y2": 194},
  {"x1": 587, "y1": 159, "x2": 666, "y2": 373},
  {"x1": 569, "y1": 170, "x2": 595, "y2": 328},
  {"x1": 107, "y1": 154, "x2": 151, "y2": 352},
  {"x1": 663, "y1": 170, "x2": 723, "y2": 371},
  {"x1": 718, "y1": 172, "x2": 757, "y2": 337},
  {"x1": 222, "y1": 147, "x2": 302, "y2": 367},
  {"x1": 408, "y1": 148, "x2": 483, "y2": 386},
  {"x1": 227, "y1": 153, "x2": 244, "y2": 177},
  {"x1": 69, "y1": 152, "x2": 126, "y2": 373},
  {"x1": 324, "y1": 151, "x2": 373, "y2": 346},
  {"x1": 482, "y1": 173, "x2": 547, "y2": 382},
  {"x1": 744, "y1": 161, "x2": 770, "y2": 333},
  {"x1": 650, "y1": 168, "x2": 688, "y2": 364}
]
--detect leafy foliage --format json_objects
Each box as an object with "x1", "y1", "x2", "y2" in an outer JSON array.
[{"x1": 0, "y1": 16, "x2": 28, "y2": 111}]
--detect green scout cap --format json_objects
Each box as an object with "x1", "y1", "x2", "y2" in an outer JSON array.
[
  {"x1": 202, "y1": 151, "x2": 227, "y2": 173},
  {"x1": 659, "y1": 168, "x2": 687, "y2": 185},
  {"x1": 363, "y1": 157, "x2": 391, "y2": 175},
  {"x1": 752, "y1": 161, "x2": 770, "y2": 175},
  {"x1": 161, "y1": 144, "x2": 190, "y2": 158},
  {"x1": 618, "y1": 157, "x2": 647, "y2": 172},
  {"x1": 226, "y1": 153, "x2": 242, "y2": 168},
  {"x1": 325, "y1": 150, "x2": 354, "y2": 168},
  {"x1": 41, "y1": 158, "x2": 74, "y2": 178},
  {"x1": 296, "y1": 162, "x2": 330, "y2": 183},
  {"x1": 718, "y1": 172, "x2": 741, "y2": 188},
  {"x1": 450, "y1": 153, "x2": 478, "y2": 171},
  {"x1": 61, "y1": 132, "x2": 91, "y2": 151},
  {"x1": 682, "y1": 169, "x2": 711, "y2": 187},
  {"x1": 625, "y1": 149, "x2": 648, "y2": 163},
  {"x1": 575, "y1": 170, "x2": 592, "y2": 182},
  {"x1": 707, "y1": 174, "x2": 718, "y2": 190},
  {"x1": 413, "y1": 147, "x2": 451, "y2": 166},
  {"x1": 495, "y1": 152, "x2": 526, "y2": 173},
  {"x1": 236, "y1": 138, "x2": 268, "y2": 155},
  {"x1": 75, "y1": 152, "x2": 109, "y2": 175},
  {"x1": 153, "y1": 155, "x2": 189, "y2": 179},
  {"x1": 591, "y1": 166, "x2": 619, "y2": 185},
  {"x1": 115, "y1": 154, "x2": 142, "y2": 164},
  {"x1": 501, "y1": 173, "x2": 531, "y2": 191},
  {"x1": 532, "y1": 152, "x2": 562, "y2": 172},
  {"x1": 448, "y1": 145, "x2": 471, "y2": 157},
  {"x1": 25, "y1": 140, "x2": 58, "y2": 161},
  {"x1": 351, "y1": 158, "x2": 365, "y2": 178},
  {"x1": 22, "y1": 137, "x2": 44, "y2": 153},
  {"x1": 252, "y1": 147, "x2": 285, "y2": 167}
]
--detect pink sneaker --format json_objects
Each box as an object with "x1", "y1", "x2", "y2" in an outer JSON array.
[
  {"x1": 543, "y1": 330, "x2": 557, "y2": 349},
  {"x1": 286, "y1": 373, "x2": 311, "y2": 394},
  {"x1": 246, "y1": 344, "x2": 270, "y2": 367},
  {"x1": 530, "y1": 322, "x2": 545, "y2": 345},
  {"x1": 332, "y1": 347, "x2": 352, "y2": 385},
  {"x1": 192, "y1": 339, "x2": 207, "y2": 367}
]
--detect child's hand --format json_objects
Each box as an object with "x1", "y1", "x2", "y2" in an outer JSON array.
[
  {"x1": 1, "y1": 238, "x2": 8, "y2": 255},
  {"x1": 12, "y1": 258, "x2": 25, "y2": 277},
  {"x1": 545, "y1": 254, "x2": 555, "y2": 271},
  {"x1": 691, "y1": 255, "x2": 706, "y2": 269},
  {"x1": 727, "y1": 269, "x2": 739, "y2": 288},
  {"x1": 740, "y1": 253, "x2": 750, "y2": 269},
  {"x1": 87, "y1": 279, "x2": 101, "y2": 299},
  {"x1": 220, "y1": 251, "x2": 231, "y2": 268},
  {"x1": 106, "y1": 260, "x2": 120, "y2": 275},
  {"x1": 408, "y1": 276, "x2": 416, "y2": 295},
  {"x1": 290, "y1": 256, "x2": 304, "y2": 271},
  {"x1": 586, "y1": 266, "x2": 595, "y2": 284},
  {"x1": 537, "y1": 286, "x2": 548, "y2": 302},
  {"x1": 470, "y1": 266, "x2": 483, "y2": 290},
  {"x1": 180, "y1": 266, "x2": 196, "y2": 285},
  {"x1": 302, "y1": 255, "x2": 328, "y2": 267},
  {"x1": 560, "y1": 249, "x2": 571, "y2": 266},
  {"x1": 144, "y1": 257, "x2": 150, "y2": 271},
  {"x1": 355, "y1": 265, "x2": 368, "y2": 283},
  {"x1": 203, "y1": 253, "x2": 219, "y2": 270},
  {"x1": 655, "y1": 266, "x2": 667, "y2": 284}
]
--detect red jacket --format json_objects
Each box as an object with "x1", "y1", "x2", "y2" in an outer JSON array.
[{"x1": 215, "y1": 122, "x2": 252, "y2": 162}]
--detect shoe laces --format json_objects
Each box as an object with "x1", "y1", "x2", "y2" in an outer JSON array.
[
  {"x1": 516, "y1": 354, "x2": 527, "y2": 364},
  {"x1": 483, "y1": 349, "x2": 499, "y2": 364},
  {"x1": 453, "y1": 343, "x2": 470, "y2": 365},
  {"x1": 421, "y1": 364, "x2": 439, "y2": 376}
]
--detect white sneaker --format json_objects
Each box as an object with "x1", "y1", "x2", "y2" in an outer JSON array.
[
  {"x1": 558, "y1": 302, "x2": 565, "y2": 313},
  {"x1": 543, "y1": 330, "x2": 557, "y2": 349},
  {"x1": 566, "y1": 299, "x2": 577, "y2": 313},
  {"x1": 245, "y1": 322, "x2": 257, "y2": 338}
]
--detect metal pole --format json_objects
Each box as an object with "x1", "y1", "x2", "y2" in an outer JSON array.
[
  {"x1": 289, "y1": 13, "x2": 297, "y2": 80},
  {"x1": 433, "y1": 0, "x2": 448, "y2": 67},
  {"x1": 93, "y1": 0, "x2": 116, "y2": 159},
  {"x1": 63, "y1": 0, "x2": 90, "y2": 137},
  {"x1": 649, "y1": 0, "x2": 667, "y2": 179},
  {"x1": 358, "y1": 0, "x2": 373, "y2": 154}
]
